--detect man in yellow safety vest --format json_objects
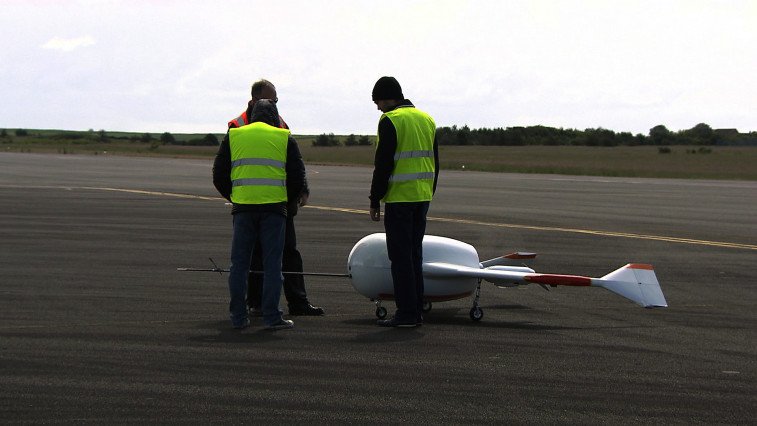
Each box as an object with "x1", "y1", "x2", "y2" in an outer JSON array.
[
  {"x1": 369, "y1": 76, "x2": 440, "y2": 328},
  {"x1": 212, "y1": 99, "x2": 308, "y2": 330},
  {"x1": 227, "y1": 79, "x2": 323, "y2": 318}
]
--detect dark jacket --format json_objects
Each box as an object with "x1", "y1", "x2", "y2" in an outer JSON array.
[
  {"x1": 212, "y1": 100, "x2": 307, "y2": 216},
  {"x1": 369, "y1": 99, "x2": 439, "y2": 208}
]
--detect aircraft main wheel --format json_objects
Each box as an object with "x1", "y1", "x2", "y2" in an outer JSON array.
[
  {"x1": 376, "y1": 306, "x2": 388, "y2": 319},
  {"x1": 422, "y1": 301, "x2": 432, "y2": 312},
  {"x1": 469, "y1": 307, "x2": 484, "y2": 321}
]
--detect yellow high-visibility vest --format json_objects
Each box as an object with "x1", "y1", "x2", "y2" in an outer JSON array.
[
  {"x1": 229, "y1": 122, "x2": 289, "y2": 204},
  {"x1": 379, "y1": 106, "x2": 436, "y2": 203}
]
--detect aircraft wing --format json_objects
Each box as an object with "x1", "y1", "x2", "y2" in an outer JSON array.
[
  {"x1": 424, "y1": 262, "x2": 667, "y2": 308},
  {"x1": 424, "y1": 262, "x2": 534, "y2": 285}
]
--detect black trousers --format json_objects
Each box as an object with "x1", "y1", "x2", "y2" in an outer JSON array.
[
  {"x1": 384, "y1": 201, "x2": 430, "y2": 322},
  {"x1": 247, "y1": 214, "x2": 309, "y2": 310}
]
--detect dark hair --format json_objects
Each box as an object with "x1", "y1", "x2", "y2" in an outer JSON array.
[
  {"x1": 250, "y1": 99, "x2": 281, "y2": 127},
  {"x1": 251, "y1": 79, "x2": 275, "y2": 98}
]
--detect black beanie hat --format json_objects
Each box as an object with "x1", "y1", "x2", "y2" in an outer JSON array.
[{"x1": 372, "y1": 76, "x2": 404, "y2": 101}]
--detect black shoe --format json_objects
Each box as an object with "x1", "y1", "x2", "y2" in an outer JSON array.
[
  {"x1": 233, "y1": 318, "x2": 250, "y2": 330},
  {"x1": 265, "y1": 319, "x2": 294, "y2": 331},
  {"x1": 289, "y1": 304, "x2": 324, "y2": 316},
  {"x1": 377, "y1": 316, "x2": 418, "y2": 328}
]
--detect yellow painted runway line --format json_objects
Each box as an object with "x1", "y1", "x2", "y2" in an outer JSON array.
[
  {"x1": 305, "y1": 205, "x2": 368, "y2": 215},
  {"x1": 425, "y1": 215, "x2": 757, "y2": 251},
  {"x1": 22, "y1": 186, "x2": 757, "y2": 251},
  {"x1": 81, "y1": 186, "x2": 221, "y2": 201},
  {"x1": 307, "y1": 207, "x2": 757, "y2": 251}
]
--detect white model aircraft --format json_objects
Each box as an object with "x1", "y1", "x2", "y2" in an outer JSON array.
[
  {"x1": 348, "y1": 233, "x2": 667, "y2": 321},
  {"x1": 179, "y1": 232, "x2": 667, "y2": 321}
]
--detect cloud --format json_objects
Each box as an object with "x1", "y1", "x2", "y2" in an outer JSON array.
[{"x1": 41, "y1": 36, "x2": 95, "y2": 52}]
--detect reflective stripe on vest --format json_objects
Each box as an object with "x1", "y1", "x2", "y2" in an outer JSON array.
[
  {"x1": 232, "y1": 178, "x2": 285, "y2": 187},
  {"x1": 228, "y1": 112, "x2": 247, "y2": 128},
  {"x1": 231, "y1": 158, "x2": 286, "y2": 168},
  {"x1": 229, "y1": 122, "x2": 289, "y2": 205},
  {"x1": 393, "y1": 150, "x2": 434, "y2": 161},
  {"x1": 389, "y1": 171, "x2": 436, "y2": 182},
  {"x1": 379, "y1": 106, "x2": 436, "y2": 203}
]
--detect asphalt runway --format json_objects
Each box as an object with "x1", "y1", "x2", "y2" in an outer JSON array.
[{"x1": 1, "y1": 152, "x2": 755, "y2": 423}]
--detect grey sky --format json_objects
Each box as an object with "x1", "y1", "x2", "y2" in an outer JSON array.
[{"x1": 1, "y1": 0, "x2": 754, "y2": 136}]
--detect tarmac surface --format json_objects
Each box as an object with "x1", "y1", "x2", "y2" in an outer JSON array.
[{"x1": 1, "y1": 152, "x2": 755, "y2": 423}]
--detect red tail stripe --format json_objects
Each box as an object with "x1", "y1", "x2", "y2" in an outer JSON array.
[
  {"x1": 504, "y1": 252, "x2": 537, "y2": 259},
  {"x1": 524, "y1": 274, "x2": 592, "y2": 286},
  {"x1": 627, "y1": 263, "x2": 654, "y2": 270}
]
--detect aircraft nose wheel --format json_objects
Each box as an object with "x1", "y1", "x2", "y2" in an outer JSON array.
[
  {"x1": 469, "y1": 306, "x2": 484, "y2": 321},
  {"x1": 374, "y1": 301, "x2": 388, "y2": 319}
]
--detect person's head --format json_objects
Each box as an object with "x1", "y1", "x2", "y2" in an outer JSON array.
[
  {"x1": 251, "y1": 79, "x2": 278, "y2": 105},
  {"x1": 372, "y1": 76, "x2": 404, "y2": 113},
  {"x1": 250, "y1": 99, "x2": 281, "y2": 127}
]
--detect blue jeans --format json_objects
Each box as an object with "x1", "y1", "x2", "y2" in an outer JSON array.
[
  {"x1": 228, "y1": 211, "x2": 286, "y2": 327},
  {"x1": 247, "y1": 213, "x2": 309, "y2": 310},
  {"x1": 384, "y1": 201, "x2": 430, "y2": 322}
]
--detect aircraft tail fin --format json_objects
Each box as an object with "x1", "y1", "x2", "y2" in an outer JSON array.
[{"x1": 594, "y1": 264, "x2": 668, "y2": 308}]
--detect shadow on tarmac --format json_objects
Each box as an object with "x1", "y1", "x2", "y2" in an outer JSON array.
[
  {"x1": 188, "y1": 321, "x2": 289, "y2": 344},
  {"x1": 342, "y1": 306, "x2": 579, "y2": 333}
]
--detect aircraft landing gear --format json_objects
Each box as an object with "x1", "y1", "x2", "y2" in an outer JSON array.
[
  {"x1": 470, "y1": 279, "x2": 484, "y2": 322},
  {"x1": 470, "y1": 306, "x2": 484, "y2": 321},
  {"x1": 374, "y1": 300, "x2": 387, "y2": 319}
]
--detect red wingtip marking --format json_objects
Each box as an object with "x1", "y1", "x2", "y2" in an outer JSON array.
[{"x1": 627, "y1": 263, "x2": 654, "y2": 270}]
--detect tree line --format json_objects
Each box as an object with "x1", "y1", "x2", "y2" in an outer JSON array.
[
  {"x1": 0, "y1": 128, "x2": 219, "y2": 146},
  {"x1": 312, "y1": 133, "x2": 373, "y2": 147},
  {"x1": 4, "y1": 123, "x2": 756, "y2": 147},
  {"x1": 309, "y1": 123, "x2": 755, "y2": 147},
  {"x1": 434, "y1": 123, "x2": 757, "y2": 146}
]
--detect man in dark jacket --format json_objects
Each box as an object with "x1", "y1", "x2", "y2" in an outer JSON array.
[{"x1": 212, "y1": 99, "x2": 306, "y2": 330}]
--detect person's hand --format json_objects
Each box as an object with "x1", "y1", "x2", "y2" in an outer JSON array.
[
  {"x1": 370, "y1": 206, "x2": 381, "y2": 222},
  {"x1": 299, "y1": 193, "x2": 309, "y2": 207}
]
